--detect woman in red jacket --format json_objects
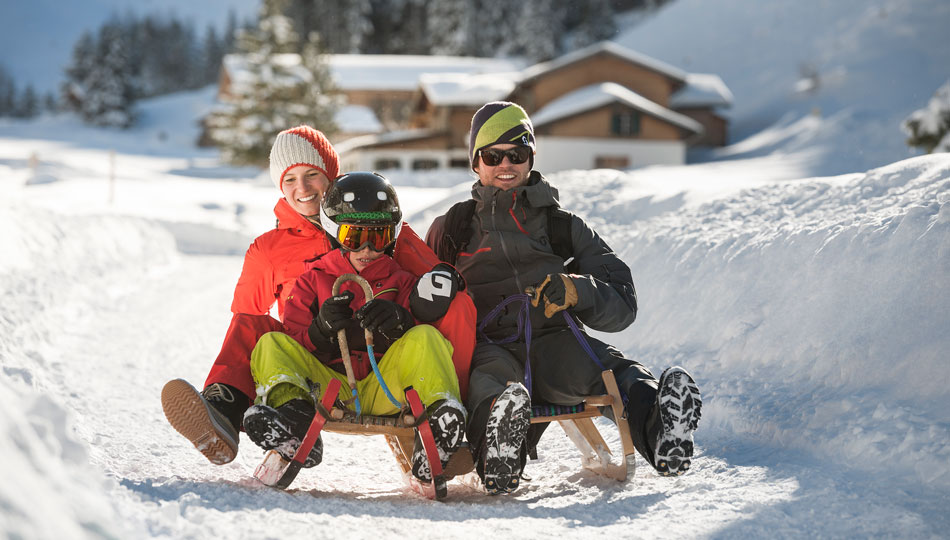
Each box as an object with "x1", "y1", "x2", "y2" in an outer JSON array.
[{"x1": 162, "y1": 125, "x2": 340, "y2": 465}]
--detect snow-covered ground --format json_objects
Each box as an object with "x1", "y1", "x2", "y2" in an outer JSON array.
[
  {"x1": 2, "y1": 85, "x2": 948, "y2": 538},
  {"x1": 4, "y1": 0, "x2": 950, "y2": 537}
]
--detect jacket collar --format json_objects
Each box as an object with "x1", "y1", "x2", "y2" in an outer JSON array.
[
  {"x1": 314, "y1": 248, "x2": 402, "y2": 282},
  {"x1": 274, "y1": 198, "x2": 322, "y2": 233},
  {"x1": 471, "y1": 170, "x2": 561, "y2": 210}
]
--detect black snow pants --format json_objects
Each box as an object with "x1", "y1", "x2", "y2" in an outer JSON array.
[{"x1": 465, "y1": 328, "x2": 663, "y2": 470}]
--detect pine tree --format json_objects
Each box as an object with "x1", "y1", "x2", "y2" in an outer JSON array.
[
  {"x1": 206, "y1": 0, "x2": 339, "y2": 165},
  {"x1": 80, "y1": 22, "x2": 136, "y2": 127},
  {"x1": 571, "y1": 0, "x2": 617, "y2": 49},
  {"x1": 0, "y1": 65, "x2": 14, "y2": 117},
  {"x1": 61, "y1": 31, "x2": 97, "y2": 113},
  {"x1": 903, "y1": 80, "x2": 950, "y2": 153},
  {"x1": 512, "y1": 0, "x2": 561, "y2": 62},
  {"x1": 427, "y1": 0, "x2": 469, "y2": 56},
  {"x1": 17, "y1": 84, "x2": 39, "y2": 118}
]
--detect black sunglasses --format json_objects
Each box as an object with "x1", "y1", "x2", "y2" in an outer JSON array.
[{"x1": 478, "y1": 147, "x2": 531, "y2": 166}]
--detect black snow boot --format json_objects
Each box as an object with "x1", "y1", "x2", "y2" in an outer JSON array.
[
  {"x1": 410, "y1": 398, "x2": 466, "y2": 483},
  {"x1": 162, "y1": 380, "x2": 248, "y2": 465},
  {"x1": 653, "y1": 366, "x2": 702, "y2": 476},
  {"x1": 480, "y1": 383, "x2": 531, "y2": 495},
  {"x1": 243, "y1": 399, "x2": 323, "y2": 468}
]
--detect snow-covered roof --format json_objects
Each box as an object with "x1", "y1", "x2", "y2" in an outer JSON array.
[
  {"x1": 335, "y1": 128, "x2": 441, "y2": 154},
  {"x1": 328, "y1": 55, "x2": 524, "y2": 91},
  {"x1": 334, "y1": 104, "x2": 382, "y2": 134},
  {"x1": 670, "y1": 73, "x2": 734, "y2": 109},
  {"x1": 418, "y1": 72, "x2": 519, "y2": 106},
  {"x1": 532, "y1": 82, "x2": 703, "y2": 134},
  {"x1": 519, "y1": 41, "x2": 687, "y2": 85}
]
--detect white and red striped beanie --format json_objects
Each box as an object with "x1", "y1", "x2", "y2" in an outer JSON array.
[{"x1": 268, "y1": 126, "x2": 340, "y2": 189}]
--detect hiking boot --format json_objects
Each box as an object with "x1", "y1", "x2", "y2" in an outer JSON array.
[
  {"x1": 482, "y1": 383, "x2": 530, "y2": 495},
  {"x1": 243, "y1": 399, "x2": 323, "y2": 468},
  {"x1": 410, "y1": 398, "x2": 466, "y2": 483},
  {"x1": 162, "y1": 380, "x2": 244, "y2": 465},
  {"x1": 654, "y1": 366, "x2": 702, "y2": 476}
]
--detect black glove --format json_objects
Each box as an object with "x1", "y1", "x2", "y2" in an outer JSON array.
[
  {"x1": 527, "y1": 273, "x2": 578, "y2": 318},
  {"x1": 308, "y1": 291, "x2": 355, "y2": 351},
  {"x1": 357, "y1": 299, "x2": 414, "y2": 340},
  {"x1": 409, "y1": 263, "x2": 465, "y2": 323}
]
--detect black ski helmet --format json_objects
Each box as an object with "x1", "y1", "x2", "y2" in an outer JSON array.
[{"x1": 320, "y1": 171, "x2": 402, "y2": 250}]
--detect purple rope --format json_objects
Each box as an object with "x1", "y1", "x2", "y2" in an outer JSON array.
[{"x1": 478, "y1": 294, "x2": 628, "y2": 407}]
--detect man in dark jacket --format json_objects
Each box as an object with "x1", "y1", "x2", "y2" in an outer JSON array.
[{"x1": 425, "y1": 101, "x2": 702, "y2": 495}]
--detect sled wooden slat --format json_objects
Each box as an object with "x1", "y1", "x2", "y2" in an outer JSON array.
[{"x1": 528, "y1": 370, "x2": 637, "y2": 482}]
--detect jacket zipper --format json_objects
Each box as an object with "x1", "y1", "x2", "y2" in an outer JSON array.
[{"x1": 493, "y1": 195, "x2": 524, "y2": 293}]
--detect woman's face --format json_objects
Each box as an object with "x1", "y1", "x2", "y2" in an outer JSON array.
[
  {"x1": 347, "y1": 245, "x2": 384, "y2": 273},
  {"x1": 280, "y1": 165, "x2": 330, "y2": 217}
]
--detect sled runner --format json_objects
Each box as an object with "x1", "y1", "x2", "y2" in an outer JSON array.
[
  {"x1": 529, "y1": 370, "x2": 637, "y2": 482},
  {"x1": 253, "y1": 273, "x2": 473, "y2": 500}
]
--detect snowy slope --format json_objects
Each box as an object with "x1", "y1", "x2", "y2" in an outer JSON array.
[{"x1": 616, "y1": 0, "x2": 950, "y2": 175}]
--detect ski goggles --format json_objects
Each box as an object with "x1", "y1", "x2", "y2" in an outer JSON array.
[
  {"x1": 478, "y1": 146, "x2": 532, "y2": 166},
  {"x1": 335, "y1": 222, "x2": 397, "y2": 252}
]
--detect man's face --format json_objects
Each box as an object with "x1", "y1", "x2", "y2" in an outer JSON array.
[{"x1": 474, "y1": 144, "x2": 532, "y2": 190}]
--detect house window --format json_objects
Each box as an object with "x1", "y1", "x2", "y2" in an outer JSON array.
[
  {"x1": 611, "y1": 110, "x2": 641, "y2": 136},
  {"x1": 374, "y1": 158, "x2": 401, "y2": 170},
  {"x1": 594, "y1": 156, "x2": 630, "y2": 169},
  {"x1": 449, "y1": 158, "x2": 471, "y2": 169},
  {"x1": 412, "y1": 158, "x2": 439, "y2": 170}
]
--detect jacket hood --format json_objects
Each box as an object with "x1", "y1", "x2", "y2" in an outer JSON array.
[{"x1": 471, "y1": 170, "x2": 561, "y2": 209}]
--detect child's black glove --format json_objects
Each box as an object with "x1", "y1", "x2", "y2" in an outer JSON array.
[
  {"x1": 357, "y1": 299, "x2": 414, "y2": 340},
  {"x1": 308, "y1": 291, "x2": 355, "y2": 351}
]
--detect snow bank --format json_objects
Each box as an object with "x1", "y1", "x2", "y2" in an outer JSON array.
[
  {"x1": 557, "y1": 154, "x2": 950, "y2": 488},
  {"x1": 0, "y1": 198, "x2": 179, "y2": 538}
]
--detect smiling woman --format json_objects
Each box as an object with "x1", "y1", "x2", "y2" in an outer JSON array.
[{"x1": 162, "y1": 124, "x2": 343, "y2": 466}]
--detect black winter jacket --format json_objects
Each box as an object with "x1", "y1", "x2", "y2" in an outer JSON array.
[{"x1": 426, "y1": 171, "x2": 637, "y2": 341}]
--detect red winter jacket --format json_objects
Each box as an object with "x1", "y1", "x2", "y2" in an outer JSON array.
[
  {"x1": 230, "y1": 199, "x2": 333, "y2": 321},
  {"x1": 282, "y1": 249, "x2": 417, "y2": 380}
]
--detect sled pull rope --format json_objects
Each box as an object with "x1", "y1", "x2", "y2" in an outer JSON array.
[
  {"x1": 478, "y1": 293, "x2": 628, "y2": 407},
  {"x1": 332, "y1": 274, "x2": 402, "y2": 413}
]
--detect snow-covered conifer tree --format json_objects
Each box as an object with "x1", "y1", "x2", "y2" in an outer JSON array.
[
  {"x1": 61, "y1": 24, "x2": 136, "y2": 127},
  {"x1": 571, "y1": 0, "x2": 617, "y2": 49},
  {"x1": 903, "y1": 80, "x2": 950, "y2": 153},
  {"x1": 206, "y1": 0, "x2": 339, "y2": 165},
  {"x1": 428, "y1": 0, "x2": 469, "y2": 56},
  {"x1": 512, "y1": 0, "x2": 561, "y2": 62}
]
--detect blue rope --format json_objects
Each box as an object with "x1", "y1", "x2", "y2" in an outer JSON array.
[{"x1": 366, "y1": 343, "x2": 402, "y2": 409}]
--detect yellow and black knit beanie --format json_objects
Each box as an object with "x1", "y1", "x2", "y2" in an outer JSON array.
[{"x1": 469, "y1": 101, "x2": 536, "y2": 169}]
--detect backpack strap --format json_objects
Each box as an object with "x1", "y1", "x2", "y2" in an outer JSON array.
[
  {"x1": 547, "y1": 207, "x2": 577, "y2": 273},
  {"x1": 438, "y1": 200, "x2": 477, "y2": 265}
]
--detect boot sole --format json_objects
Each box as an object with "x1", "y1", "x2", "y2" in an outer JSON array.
[
  {"x1": 244, "y1": 406, "x2": 322, "y2": 468},
  {"x1": 483, "y1": 384, "x2": 530, "y2": 495},
  {"x1": 161, "y1": 379, "x2": 239, "y2": 465},
  {"x1": 655, "y1": 367, "x2": 702, "y2": 476},
  {"x1": 411, "y1": 400, "x2": 465, "y2": 482}
]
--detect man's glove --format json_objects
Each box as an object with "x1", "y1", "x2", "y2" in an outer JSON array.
[
  {"x1": 409, "y1": 263, "x2": 465, "y2": 323},
  {"x1": 357, "y1": 299, "x2": 414, "y2": 340},
  {"x1": 527, "y1": 273, "x2": 578, "y2": 318},
  {"x1": 308, "y1": 291, "x2": 355, "y2": 351}
]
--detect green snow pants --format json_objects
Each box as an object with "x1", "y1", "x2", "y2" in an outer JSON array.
[{"x1": 250, "y1": 325, "x2": 461, "y2": 415}]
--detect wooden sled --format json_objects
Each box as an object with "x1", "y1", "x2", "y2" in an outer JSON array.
[
  {"x1": 253, "y1": 273, "x2": 474, "y2": 500},
  {"x1": 529, "y1": 370, "x2": 637, "y2": 481}
]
